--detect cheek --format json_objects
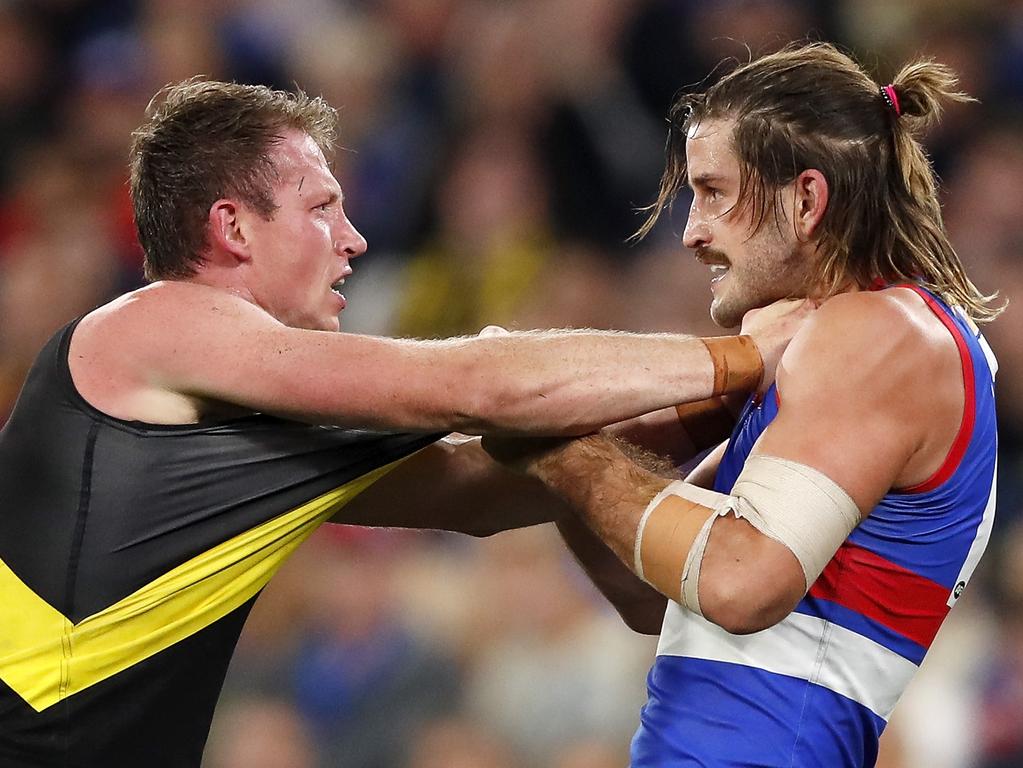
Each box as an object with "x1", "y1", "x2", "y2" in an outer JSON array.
[{"x1": 313, "y1": 218, "x2": 332, "y2": 238}]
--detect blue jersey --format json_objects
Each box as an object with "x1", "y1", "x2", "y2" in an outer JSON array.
[{"x1": 631, "y1": 286, "x2": 998, "y2": 767}]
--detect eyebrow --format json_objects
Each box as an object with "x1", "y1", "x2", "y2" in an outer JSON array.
[{"x1": 689, "y1": 173, "x2": 725, "y2": 188}]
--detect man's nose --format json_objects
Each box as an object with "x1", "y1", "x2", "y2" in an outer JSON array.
[
  {"x1": 682, "y1": 211, "x2": 710, "y2": 251},
  {"x1": 334, "y1": 215, "x2": 368, "y2": 258}
]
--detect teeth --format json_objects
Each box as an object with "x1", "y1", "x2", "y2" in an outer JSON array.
[
  {"x1": 331, "y1": 279, "x2": 345, "y2": 290},
  {"x1": 709, "y1": 265, "x2": 727, "y2": 275}
]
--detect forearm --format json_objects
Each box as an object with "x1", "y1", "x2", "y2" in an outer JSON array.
[
  {"x1": 556, "y1": 514, "x2": 667, "y2": 634},
  {"x1": 526, "y1": 434, "x2": 672, "y2": 566},
  {"x1": 335, "y1": 437, "x2": 568, "y2": 536},
  {"x1": 352, "y1": 331, "x2": 762, "y2": 436},
  {"x1": 517, "y1": 435, "x2": 829, "y2": 634}
]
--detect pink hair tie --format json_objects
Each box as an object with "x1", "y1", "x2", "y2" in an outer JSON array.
[{"x1": 881, "y1": 84, "x2": 902, "y2": 116}]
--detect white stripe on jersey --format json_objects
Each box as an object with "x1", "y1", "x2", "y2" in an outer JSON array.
[
  {"x1": 657, "y1": 605, "x2": 918, "y2": 719},
  {"x1": 947, "y1": 458, "x2": 997, "y2": 608}
]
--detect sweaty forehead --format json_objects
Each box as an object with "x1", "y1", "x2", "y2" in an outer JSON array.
[{"x1": 685, "y1": 118, "x2": 738, "y2": 177}]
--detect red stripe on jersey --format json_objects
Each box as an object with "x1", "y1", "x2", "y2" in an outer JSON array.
[
  {"x1": 809, "y1": 543, "x2": 950, "y2": 649},
  {"x1": 898, "y1": 286, "x2": 976, "y2": 493}
]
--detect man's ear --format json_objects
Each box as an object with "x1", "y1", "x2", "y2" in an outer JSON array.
[
  {"x1": 792, "y1": 169, "x2": 829, "y2": 242},
  {"x1": 207, "y1": 199, "x2": 252, "y2": 264}
]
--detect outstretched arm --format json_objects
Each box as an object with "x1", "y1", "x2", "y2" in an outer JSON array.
[{"x1": 79, "y1": 284, "x2": 808, "y2": 435}]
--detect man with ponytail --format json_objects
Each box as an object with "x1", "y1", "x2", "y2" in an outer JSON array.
[{"x1": 484, "y1": 42, "x2": 1001, "y2": 767}]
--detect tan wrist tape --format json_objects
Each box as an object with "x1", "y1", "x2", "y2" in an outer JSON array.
[{"x1": 700, "y1": 335, "x2": 763, "y2": 396}]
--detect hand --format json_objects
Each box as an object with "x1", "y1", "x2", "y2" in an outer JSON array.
[{"x1": 741, "y1": 299, "x2": 816, "y2": 393}]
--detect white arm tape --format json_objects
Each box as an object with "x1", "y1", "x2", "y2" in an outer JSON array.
[
  {"x1": 681, "y1": 511, "x2": 718, "y2": 614},
  {"x1": 725, "y1": 455, "x2": 861, "y2": 588},
  {"x1": 632, "y1": 456, "x2": 860, "y2": 616}
]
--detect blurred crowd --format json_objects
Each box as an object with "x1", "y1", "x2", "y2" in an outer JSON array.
[{"x1": 1, "y1": 0, "x2": 1021, "y2": 766}]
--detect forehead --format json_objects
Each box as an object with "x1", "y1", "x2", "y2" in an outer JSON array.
[
  {"x1": 271, "y1": 130, "x2": 335, "y2": 187},
  {"x1": 685, "y1": 118, "x2": 738, "y2": 178}
]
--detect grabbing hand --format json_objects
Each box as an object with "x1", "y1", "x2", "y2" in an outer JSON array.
[{"x1": 741, "y1": 299, "x2": 817, "y2": 393}]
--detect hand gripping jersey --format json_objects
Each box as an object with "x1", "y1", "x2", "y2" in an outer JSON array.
[
  {"x1": 0, "y1": 319, "x2": 438, "y2": 766},
  {"x1": 631, "y1": 287, "x2": 998, "y2": 767}
]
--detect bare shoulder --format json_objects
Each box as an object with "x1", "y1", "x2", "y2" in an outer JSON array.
[
  {"x1": 77, "y1": 281, "x2": 277, "y2": 357},
  {"x1": 779, "y1": 288, "x2": 957, "y2": 393},
  {"x1": 70, "y1": 281, "x2": 280, "y2": 422},
  {"x1": 79, "y1": 281, "x2": 268, "y2": 335}
]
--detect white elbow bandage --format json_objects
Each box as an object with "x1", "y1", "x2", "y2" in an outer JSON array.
[
  {"x1": 633, "y1": 455, "x2": 860, "y2": 615},
  {"x1": 726, "y1": 456, "x2": 861, "y2": 588}
]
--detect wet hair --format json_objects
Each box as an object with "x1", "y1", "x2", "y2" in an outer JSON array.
[
  {"x1": 129, "y1": 79, "x2": 338, "y2": 281},
  {"x1": 639, "y1": 42, "x2": 1002, "y2": 322}
]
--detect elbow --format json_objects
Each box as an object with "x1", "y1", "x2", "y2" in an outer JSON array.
[{"x1": 700, "y1": 569, "x2": 803, "y2": 635}]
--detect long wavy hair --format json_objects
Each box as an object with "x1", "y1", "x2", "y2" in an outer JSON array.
[{"x1": 638, "y1": 42, "x2": 1002, "y2": 322}]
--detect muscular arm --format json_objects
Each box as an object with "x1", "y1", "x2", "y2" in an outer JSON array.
[
  {"x1": 488, "y1": 290, "x2": 962, "y2": 634},
  {"x1": 73, "y1": 284, "x2": 801, "y2": 435},
  {"x1": 553, "y1": 439, "x2": 730, "y2": 634}
]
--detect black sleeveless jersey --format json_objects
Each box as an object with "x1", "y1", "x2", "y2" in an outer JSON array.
[{"x1": 0, "y1": 318, "x2": 438, "y2": 766}]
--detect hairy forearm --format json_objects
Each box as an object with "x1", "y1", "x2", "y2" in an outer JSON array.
[
  {"x1": 510, "y1": 434, "x2": 812, "y2": 634},
  {"x1": 526, "y1": 434, "x2": 671, "y2": 566},
  {"x1": 611, "y1": 396, "x2": 741, "y2": 467}
]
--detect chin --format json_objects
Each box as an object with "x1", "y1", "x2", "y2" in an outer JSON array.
[{"x1": 710, "y1": 303, "x2": 742, "y2": 329}]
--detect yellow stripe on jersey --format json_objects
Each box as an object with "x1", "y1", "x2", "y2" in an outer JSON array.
[{"x1": 0, "y1": 458, "x2": 405, "y2": 712}]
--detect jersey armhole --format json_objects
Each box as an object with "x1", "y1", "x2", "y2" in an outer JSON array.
[{"x1": 891, "y1": 286, "x2": 975, "y2": 495}]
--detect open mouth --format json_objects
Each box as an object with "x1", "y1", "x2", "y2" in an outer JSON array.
[{"x1": 709, "y1": 264, "x2": 729, "y2": 284}]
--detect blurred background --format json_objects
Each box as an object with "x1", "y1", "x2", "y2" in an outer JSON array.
[{"x1": 0, "y1": 0, "x2": 1020, "y2": 766}]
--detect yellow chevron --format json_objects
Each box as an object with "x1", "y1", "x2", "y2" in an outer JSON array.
[{"x1": 0, "y1": 459, "x2": 403, "y2": 712}]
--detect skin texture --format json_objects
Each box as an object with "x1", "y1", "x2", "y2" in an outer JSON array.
[
  {"x1": 65, "y1": 127, "x2": 809, "y2": 535},
  {"x1": 488, "y1": 117, "x2": 966, "y2": 635},
  {"x1": 685, "y1": 118, "x2": 821, "y2": 328},
  {"x1": 220, "y1": 132, "x2": 367, "y2": 333}
]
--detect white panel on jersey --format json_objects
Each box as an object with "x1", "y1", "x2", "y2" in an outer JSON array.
[{"x1": 657, "y1": 605, "x2": 919, "y2": 719}]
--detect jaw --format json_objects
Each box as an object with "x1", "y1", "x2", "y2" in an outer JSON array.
[{"x1": 708, "y1": 275, "x2": 748, "y2": 329}]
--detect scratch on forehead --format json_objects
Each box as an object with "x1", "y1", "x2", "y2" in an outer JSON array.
[{"x1": 298, "y1": 175, "x2": 304, "y2": 192}]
